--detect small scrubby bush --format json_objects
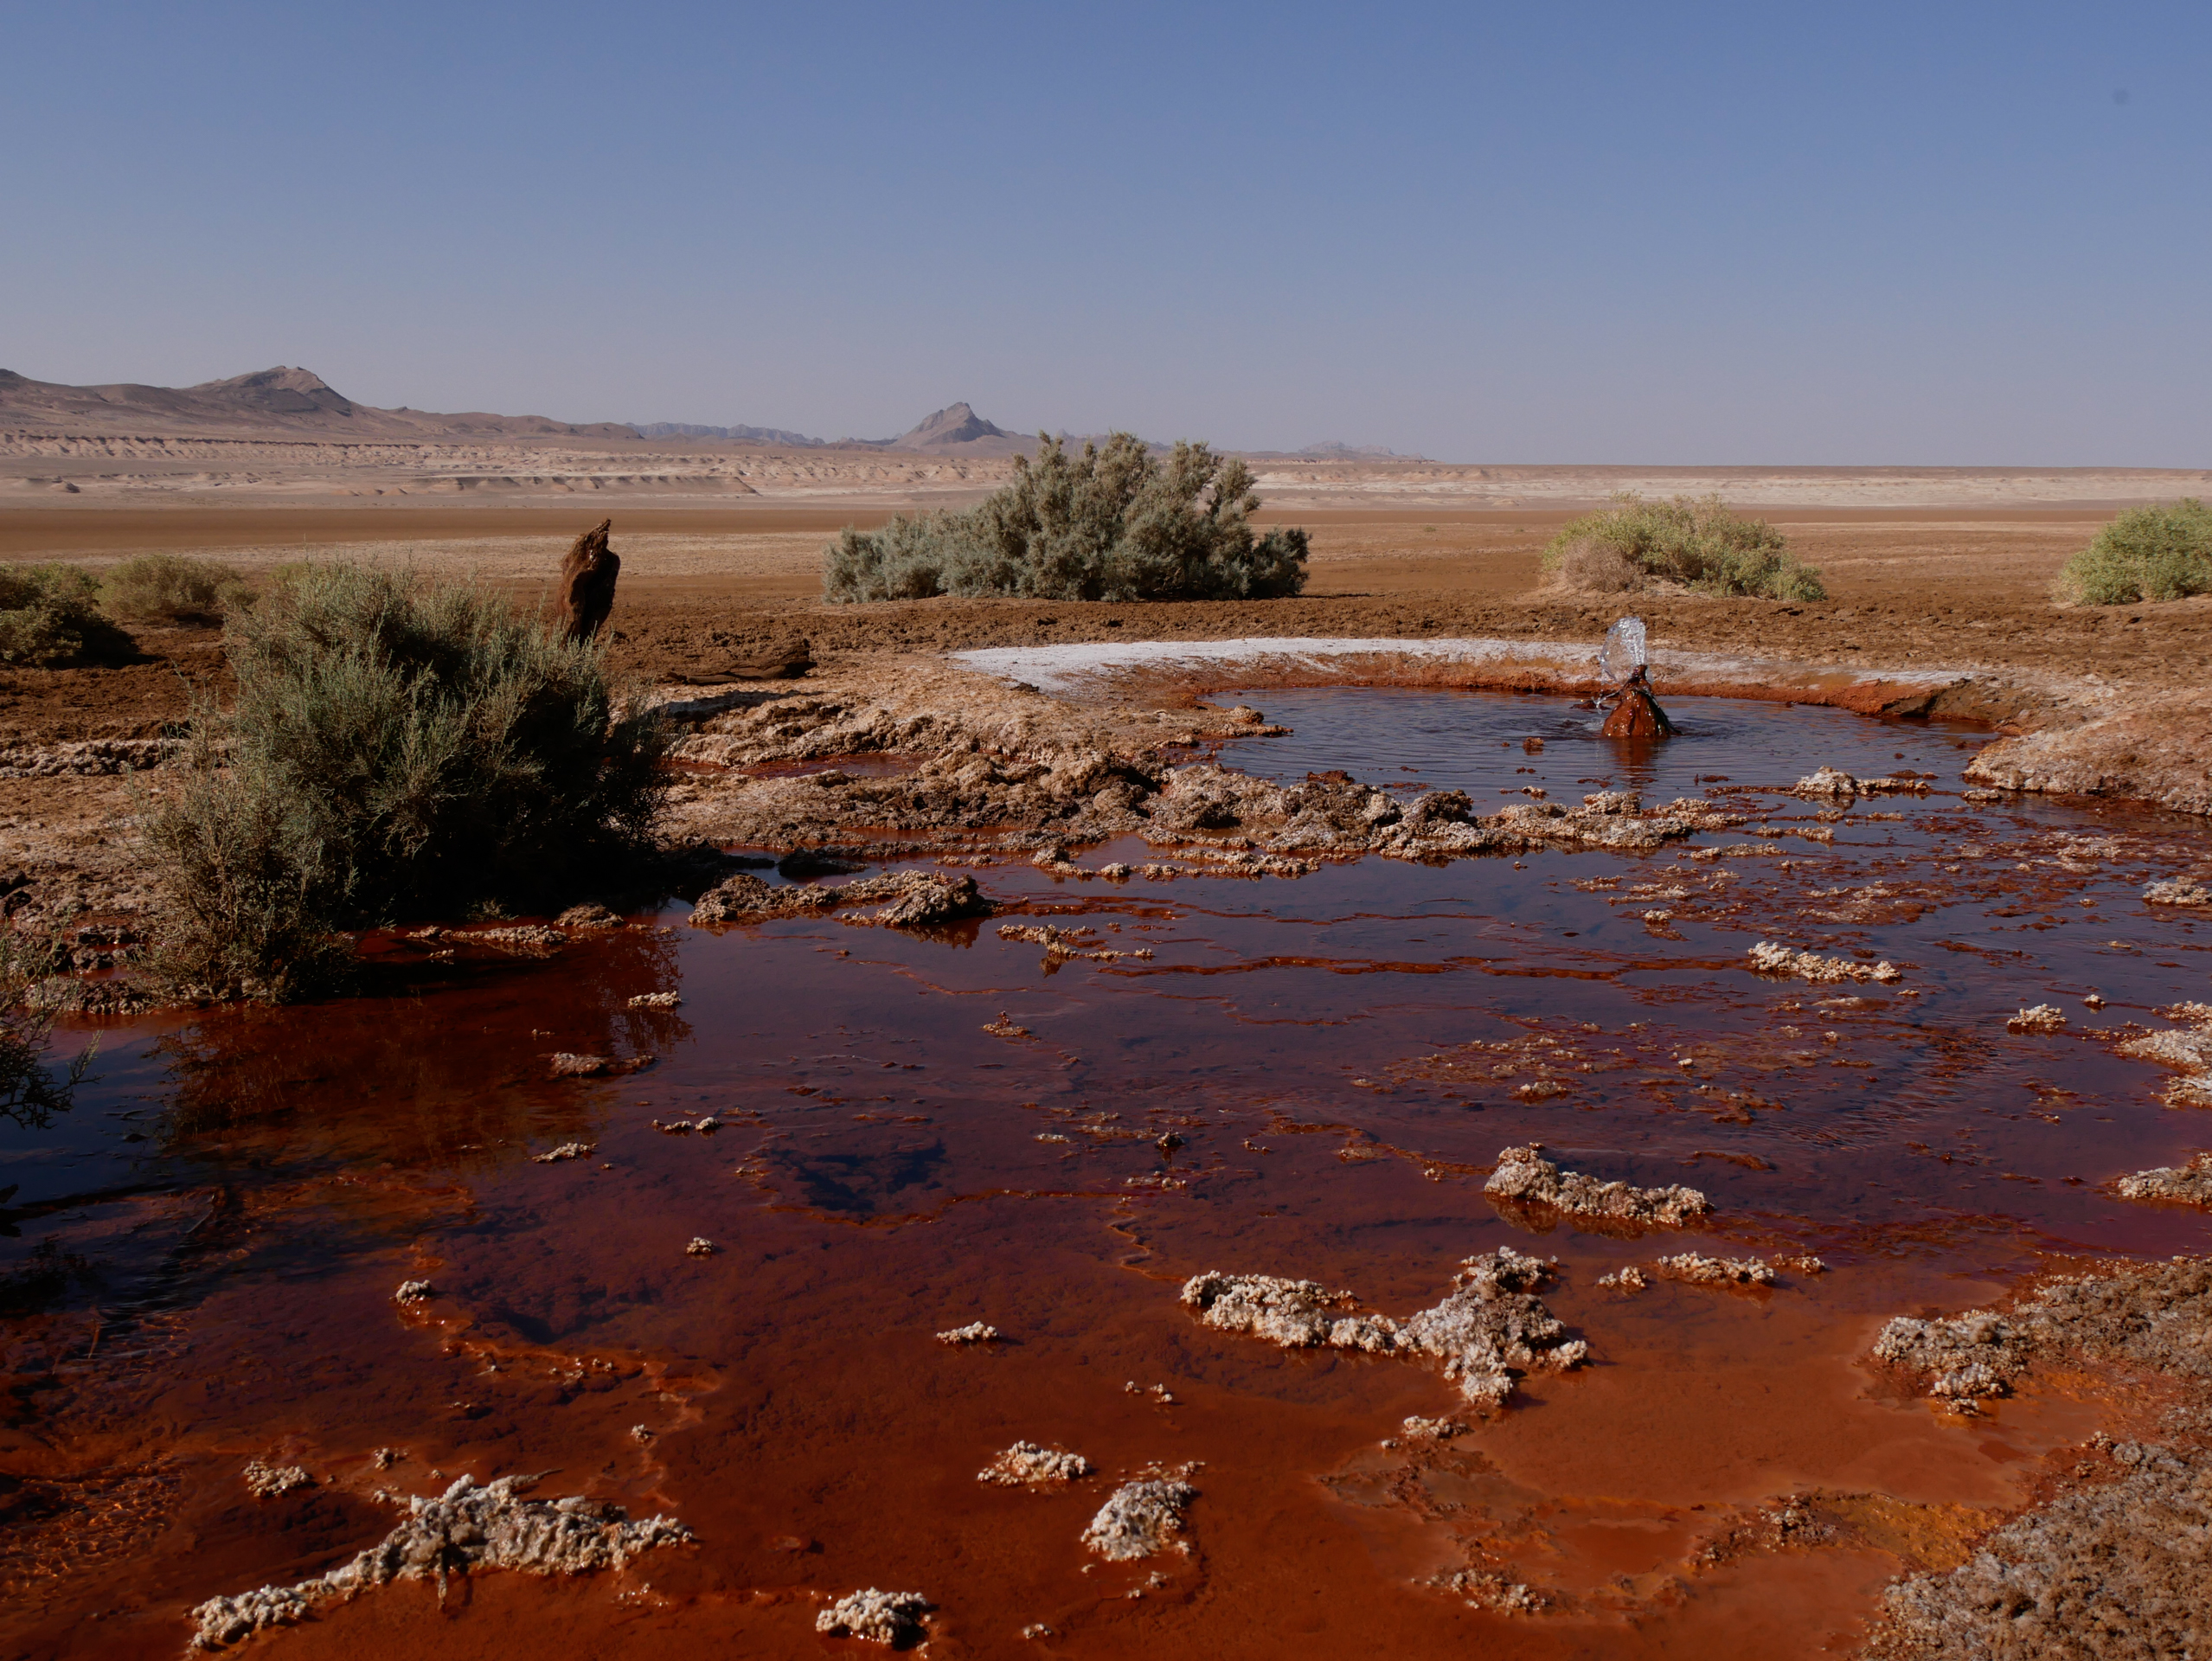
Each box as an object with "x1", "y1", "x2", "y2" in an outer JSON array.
[
  {"x1": 0, "y1": 563, "x2": 134, "y2": 665},
  {"x1": 824, "y1": 434, "x2": 1310, "y2": 602},
  {"x1": 1542, "y1": 494, "x2": 1826, "y2": 601},
  {"x1": 144, "y1": 563, "x2": 667, "y2": 1000},
  {"x1": 2054, "y1": 499, "x2": 2212, "y2": 606},
  {"x1": 100, "y1": 554, "x2": 255, "y2": 623}
]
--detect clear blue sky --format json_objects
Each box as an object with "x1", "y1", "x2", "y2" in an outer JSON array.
[{"x1": 4, "y1": 3, "x2": 2206, "y2": 463}]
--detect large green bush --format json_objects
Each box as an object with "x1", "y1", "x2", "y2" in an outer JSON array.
[
  {"x1": 2053, "y1": 499, "x2": 2212, "y2": 605},
  {"x1": 824, "y1": 434, "x2": 1310, "y2": 602},
  {"x1": 1542, "y1": 493, "x2": 1826, "y2": 601},
  {"x1": 0, "y1": 563, "x2": 135, "y2": 665},
  {"x1": 144, "y1": 563, "x2": 667, "y2": 1000},
  {"x1": 100, "y1": 553, "x2": 255, "y2": 623}
]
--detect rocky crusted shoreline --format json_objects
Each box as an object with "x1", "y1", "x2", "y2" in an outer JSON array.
[
  {"x1": 1862, "y1": 1256, "x2": 2212, "y2": 1658},
  {"x1": 657, "y1": 660, "x2": 1744, "y2": 868}
]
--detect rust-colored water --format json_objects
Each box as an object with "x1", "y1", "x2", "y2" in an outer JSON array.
[{"x1": 4, "y1": 691, "x2": 2208, "y2": 1658}]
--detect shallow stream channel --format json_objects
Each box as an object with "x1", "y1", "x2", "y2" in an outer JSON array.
[{"x1": 5, "y1": 686, "x2": 2210, "y2": 1657}]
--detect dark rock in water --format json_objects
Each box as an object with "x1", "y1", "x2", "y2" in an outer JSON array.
[
  {"x1": 554, "y1": 903, "x2": 623, "y2": 930},
  {"x1": 779, "y1": 849, "x2": 865, "y2": 879},
  {"x1": 690, "y1": 873, "x2": 837, "y2": 924},
  {"x1": 559, "y1": 519, "x2": 620, "y2": 644},
  {"x1": 838, "y1": 869, "x2": 990, "y2": 928}
]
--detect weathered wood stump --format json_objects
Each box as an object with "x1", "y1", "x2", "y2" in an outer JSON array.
[
  {"x1": 1600, "y1": 666, "x2": 1677, "y2": 739},
  {"x1": 559, "y1": 519, "x2": 620, "y2": 644},
  {"x1": 667, "y1": 640, "x2": 814, "y2": 683},
  {"x1": 726, "y1": 639, "x2": 813, "y2": 679}
]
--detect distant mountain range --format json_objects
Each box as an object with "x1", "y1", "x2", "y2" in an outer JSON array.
[
  {"x1": 634, "y1": 409, "x2": 1420, "y2": 460},
  {"x1": 0, "y1": 366, "x2": 637, "y2": 440},
  {"x1": 633, "y1": 401, "x2": 1031, "y2": 455},
  {"x1": 0, "y1": 368, "x2": 1412, "y2": 459},
  {"x1": 1286, "y1": 440, "x2": 1420, "y2": 460}
]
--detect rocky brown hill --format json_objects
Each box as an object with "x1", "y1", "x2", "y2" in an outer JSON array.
[{"x1": 0, "y1": 365, "x2": 638, "y2": 441}]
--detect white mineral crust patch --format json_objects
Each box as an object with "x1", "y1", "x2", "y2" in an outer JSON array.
[
  {"x1": 948, "y1": 636, "x2": 1970, "y2": 700},
  {"x1": 2145, "y1": 877, "x2": 2212, "y2": 907},
  {"x1": 2113, "y1": 1004, "x2": 2212, "y2": 1106},
  {"x1": 240, "y1": 1459, "x2": 312, "y2": 1498},
  {"x1": 1745, "y1": 941, "x2": 1902, "y2": 984},
  {"x1": 1081, "y1": 1476, "x2": 1199, "y2": 1561},
  {"x1": 1181, "y1": 1246, "x2": 1587, "y2": 1409},
  {"x1": 935, "y1": 1321, "x2": 999, "y2": 1344},
  {"x1": 978, "y1": 1441, "x2": 1093, "y2": 1485},
  {"x1": 189, "y1": 1474, "x2": 691, "y2": 1648},
  {"x1": 1652, "y1": 1254, "x2": 1778, "y2": 1286},
  {"x1": 1483, "y1": 1143, "x2": 1710, "y2": 1226},
  {"x1": 2115, "y1": 1154, "x2": 2212, "y2": 1208},
  {"x1": 815, "y1": 1588, "x2": 933, "y2": 1644}
]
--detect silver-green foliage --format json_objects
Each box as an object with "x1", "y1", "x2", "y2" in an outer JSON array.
[
  {"x1": 100, "y1": 553, "x2": 256, "y2": 623},
  {"x1": 1543, "y1": 494, "x2": 1826, "y2": 601},
  {"x1": 144, "y1": 563, "x2": 667, "y2": 1000},
  {"x1": 823, "y1": 435, "x2": 1310, "y2": 602},
  {"x1": 2054, "y1": 499, "x2": 2212, "y2": 605},
  {"x1": 0, "y1": 563, "x2": 134, "y2": 665}
]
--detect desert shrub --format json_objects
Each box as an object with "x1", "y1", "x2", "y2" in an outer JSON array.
[
  {"x1": 1547, "y1": 538, "x2": 1646, "y2": 593},
  {"x1": 823, "y1": 512, "x2": 970, "y2": 602},
  {"x1": 2053, "y1": 499, "x2": 2212, "y2": 605},
  {"x1": 143, "y1": 563, "x2": 668, "y2": 1000},
  {"x1": 0, "y1": 563, "x2": 135, "y2": 665},
  {"x1": 99, "y1": 553, "x2": 255, "y2": 623},
  {"x1": 824, "y1": 434, "x2": 1310, "y2": 602},
  {"x1": 0, "y1": 922, "x2": 95, "y2": 1129},
  {"x1": 1542, "y1": 494, "x2": 1826, "y2": 601}
]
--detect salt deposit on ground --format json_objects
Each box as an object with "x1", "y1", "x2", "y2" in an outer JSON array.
[
  {"x1": 2145, "y1": 877, "x2": 2212, "y2": 907},
  {"x1": 978, "y1": 1442, "x2": 1093, "y2": 1485},
  {"x1": 1081, "y1": 1475, "x2": 1199, "y2": 1561},
  {"x1": 1181, "y1": 1247, "x2": 1587, "y2": 1410},
  {"x1": 1863, "y1": 1255, "x2": 2212, "y2": 1657},
  {"x1": 2116, "y1": 1154, "x2": 2212, "y2": 1208},
  {"x1": 189, "y1": 1474, "x2": 691, "y2": 1648},
  {"x1": 1744, "y1": 941, "x2": 1902, "y2": 984},
  {"x1": 240, "y1": 1460, "x2": 311, "y2": 1498},
  {"x1": 1483, "y1": 1144, "x2": 1711, "y2": 1226},
  {"x1": 815, "y1": 1588, "x2": 933, "y2": 1645},
  {"x1": 935, "y1": 1322, "x2": 999, "y2": 1345},
  {"x1": 1651, "y1": 1254, "x2": 1777, "y2": 1287}
]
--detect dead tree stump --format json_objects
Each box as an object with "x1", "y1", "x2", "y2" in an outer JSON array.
[{"x1": 559, "y1": 519, "x2": 620, "y2": 644}]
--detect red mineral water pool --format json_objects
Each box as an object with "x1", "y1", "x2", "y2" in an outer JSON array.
[{"x1": 3, "y1": 689, "x2": 2206, "y2": 1658}]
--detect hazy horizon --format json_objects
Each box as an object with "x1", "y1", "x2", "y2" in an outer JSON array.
[{"x1": 4, "y1": 3, "x2": 2207, "y2": 466}]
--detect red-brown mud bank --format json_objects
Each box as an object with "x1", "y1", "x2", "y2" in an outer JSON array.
[{"x1": 5, "y1": 687, "x2": 2212, "y2": 1658}]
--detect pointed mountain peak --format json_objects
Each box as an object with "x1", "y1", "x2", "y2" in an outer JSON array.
[{"x1": 894, "y1": 401, "x2": 1012, "y2": 448}]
